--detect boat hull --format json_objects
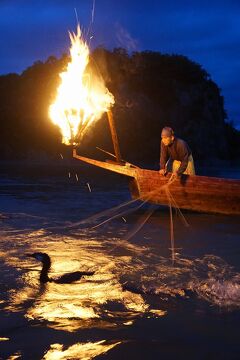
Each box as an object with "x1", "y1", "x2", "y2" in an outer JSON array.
[
  {"x1": 73, "y1": 151, "x2": 240, "y2": 215},
  {"x1": 129, "y1": 169, "x2": 240, "y2": 215}
]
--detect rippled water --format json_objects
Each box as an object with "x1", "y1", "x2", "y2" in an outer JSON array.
[{"x1": 0, "y1": 162, "x2": 240, "y2": 359}]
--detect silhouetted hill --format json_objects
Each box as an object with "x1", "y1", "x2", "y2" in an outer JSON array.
[{"x1": 0, "y1": 49, "x2": 239, "y2": 165}]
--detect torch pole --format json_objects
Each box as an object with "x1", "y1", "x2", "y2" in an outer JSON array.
[{"x1": 107, "y1": 110, "x2": 122, "y2": 164}]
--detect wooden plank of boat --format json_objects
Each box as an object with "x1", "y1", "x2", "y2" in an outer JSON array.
[
  {"x1": 73, "y1": 150, "x2": 137, "y2": 178},
  {"x1": 129, "y1": 168, "x2": 240, "y2": 215},
  {"x1": 73, "y1": 151, "x2": 240, "y2": 215}
]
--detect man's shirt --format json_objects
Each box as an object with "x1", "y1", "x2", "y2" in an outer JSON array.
[{"x1": 160, "y1": 137, "x2": 192, "y2": 175}]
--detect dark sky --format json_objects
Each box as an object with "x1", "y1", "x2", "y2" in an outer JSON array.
[{"x1": 1, "y1": 0, "x2": 240, "y2": 129}]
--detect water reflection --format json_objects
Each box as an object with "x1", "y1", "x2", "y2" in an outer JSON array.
[
  {"x1": 2, "y1": 231, "x2": 239, "y2": 342},
  {"x1": 8, "y1": 353, "x2": 22, "y2": 360},
  {"x1": 1, "y1": 214, "x2": 240, "y2": 348},
  {"x1": 1, "y1": 164, "x2": 240, "y2": 360},
  {"x1": 4, "y1": 238, "x2": 151, "y2": 332},
  {"x1": 43, "y1": 340, "x2": 121, "y2": 360}
]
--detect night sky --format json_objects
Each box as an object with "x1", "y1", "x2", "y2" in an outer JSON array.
[{"x1": 1, "y1": 0, "x2": 239, "y2": 129}]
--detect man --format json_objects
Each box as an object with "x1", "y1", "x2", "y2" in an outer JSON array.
[{"x1": 159, "y1": 127, "x2": 195, "y2": 177}]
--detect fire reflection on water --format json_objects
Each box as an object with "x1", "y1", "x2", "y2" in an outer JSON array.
[
  {"x1": 4, "y1": 239, "x2": 152, "y2": 332},
  {"x1": 1, "y1": 218, "x2": 239, "y2": 360},
  {"x1": 43, "y1": 340, "x2": 121, "y2": 360}
]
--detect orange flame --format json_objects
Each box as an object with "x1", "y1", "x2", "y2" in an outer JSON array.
[{"x1": 49, "y1": 25, "x2": 114, "y2": 145}]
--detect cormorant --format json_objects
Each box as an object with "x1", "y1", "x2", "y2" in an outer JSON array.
[{"x1": 27, "y1": 252, "x2": 95, "y2": 284}]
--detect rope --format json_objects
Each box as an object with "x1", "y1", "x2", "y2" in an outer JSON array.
[{"x1": 2, "y1": 172, "x2": 188, "y2": 265}]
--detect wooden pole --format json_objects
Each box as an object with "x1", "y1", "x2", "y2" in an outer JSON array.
[{"x1": 107, "y1": 110, "x2": 122, "y2": 163}]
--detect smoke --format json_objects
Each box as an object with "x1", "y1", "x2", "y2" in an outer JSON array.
[{"x1": 115, "y1": 22, "x2": 138, "y2": 52}]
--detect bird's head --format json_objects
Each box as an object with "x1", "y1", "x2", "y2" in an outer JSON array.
[{"x1": 26, "y1": 252, "x2": 51, "y2": 266}]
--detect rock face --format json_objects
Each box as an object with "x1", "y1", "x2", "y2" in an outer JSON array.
[
  {"x1": 88, "y1": 49, "x2": 231, "y2": 163},
  {"x1": 0, "y1": 49, "x2": 239, "y2": 162}
]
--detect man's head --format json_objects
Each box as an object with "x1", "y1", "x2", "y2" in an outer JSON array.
[{"x1": 161, "y1": 127, "x2": 174, "y2": 146}]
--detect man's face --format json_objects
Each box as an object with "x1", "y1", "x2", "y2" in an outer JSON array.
[{"x1": 161, "y1": 135, "x2": 174, "y2": 146}]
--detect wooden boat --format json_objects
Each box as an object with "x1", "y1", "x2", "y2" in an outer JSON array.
[{"x1": 73, "y1": 149, "x2": 240, "y2": 215}]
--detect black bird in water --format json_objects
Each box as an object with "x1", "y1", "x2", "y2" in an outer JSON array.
[{"x1": 27, "y1": 252, "x2": 95, "y2": 284}]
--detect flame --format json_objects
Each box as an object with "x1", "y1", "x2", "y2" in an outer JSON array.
[{"x1": 49, "y1": 25, "x2": 114, "y2": 145}]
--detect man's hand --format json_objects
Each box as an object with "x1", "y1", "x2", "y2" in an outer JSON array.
[
  {"x1": 159, "y1": 169, "x2": 167, "y2": 176},
  {"x1": 171, "y1": 171, "x2": 180, "y2": 178}
]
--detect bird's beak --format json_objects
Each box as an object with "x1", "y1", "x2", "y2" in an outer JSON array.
[{"x1": 26, "y1": 253, "x2": 34, "y2": 257}]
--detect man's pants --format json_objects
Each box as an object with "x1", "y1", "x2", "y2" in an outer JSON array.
[{"x1": 167, "y1": 155, "x2": 195, "y2": 175}]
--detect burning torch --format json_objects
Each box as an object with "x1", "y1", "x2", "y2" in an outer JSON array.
[{"x1": 49, "y1": 25, "x2": 122, "y2": 163}]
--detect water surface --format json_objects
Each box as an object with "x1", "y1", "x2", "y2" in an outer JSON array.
[{"x1": 0, "y1": 162, "x2": 240, "y2": 359}]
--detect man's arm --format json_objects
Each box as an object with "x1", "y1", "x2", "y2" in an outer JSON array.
[
  {"x1": 160, "y1": 141, "x2": 168, "y2": 170},
  {"x1": 176, "y1": 141, "x2": 190, "y2": 175}
]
